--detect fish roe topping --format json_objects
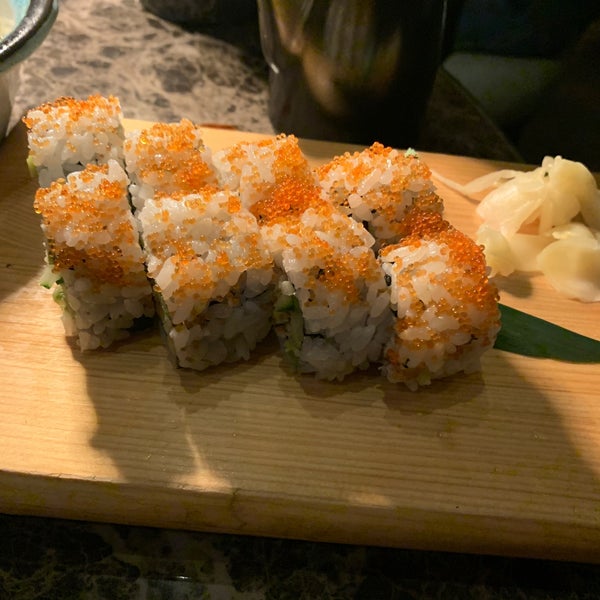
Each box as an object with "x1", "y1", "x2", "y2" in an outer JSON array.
[
  {"x1": 23, "y1": 94, "x2": 122, "y2": 131},
  {"x1": 380, "y1": 209, "x2": 500, "y2": 386},
  {"x1": 172, "y1": 158, "x2": 218, "y2": 193},
  {"x1": 302, "y1": 239, "x2": 361, "y2": 302},
  {"x1": 34, "y1": 163, "x2": 147, "y2": 287},
  {"x1": 389, "y1": 209, "x2": 492, "y2": 286},
  {"x1": 269, "y1": 134, "x2": 310, "y2": 180},
  {"x1": 250, "y1": 175, "x2": 323, "y2": 225},
  {"x1": 164, "y1": 223, "x2": 270, "y2": 305},
  {"x1": 381, "y1": 209, "x2": 499, "y2": 309},
  {"x1": 219, "y1": 142, "x2": 248, "y2": 177},
  {"x1": 132, "y1": 119, "x2": 203, "y2": 152},
  {"x1": 317, "y1": 142, "x2": 433, "y2": 186},
  {"x1": 316, "y1": 142, "x2": 444, "y2": 245},
  {"x1": 284, "y1": 230, "x2": 377, "y2": 304},
  {"x1": 214, "y1": 134, "x2": 313, "y2": 205},
  {"x1": 181, "y1": 187, "x2": 241, "y2": 215},
  {"x1": 24, "y1": 95, "x2": 125, "y2": 184},
  {"x1": 139, "y1": 189, "x2": 273, "y2": 306},
  {"x1": 125, "y1": 119, "x2": 218, "y2": 195},
  {"x1": 49, "y1": 245, "x2": 132, "y2": 286},
  {"x1": 239, "y1": 134, "x2": 310, "y2": 182}
]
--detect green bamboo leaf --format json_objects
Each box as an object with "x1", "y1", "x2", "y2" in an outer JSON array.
[{"x1": 495, "y1": 304, "x2": 600, "y2": 362}]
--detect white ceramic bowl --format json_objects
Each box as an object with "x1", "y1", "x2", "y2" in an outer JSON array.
[{"x1": 0, "y1": 0, "x2": 57, "y2": 139}]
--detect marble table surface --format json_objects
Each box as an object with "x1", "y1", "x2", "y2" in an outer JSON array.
[{"x1": 4, "y1": 1, "x2": 600, "y2": 598}]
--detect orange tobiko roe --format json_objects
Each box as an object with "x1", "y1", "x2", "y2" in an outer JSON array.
[{"x1": 250, "y1": 175, "x2": 324, "y2": 225}]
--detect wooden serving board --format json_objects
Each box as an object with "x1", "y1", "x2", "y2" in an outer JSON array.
[{"x1": 1, "y1": 120, "x2": 600, "y2": 563}]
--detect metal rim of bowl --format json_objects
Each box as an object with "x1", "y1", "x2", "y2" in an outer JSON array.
[{"x1": 0, "y1": 0, "x2": 58, "y2": 73}]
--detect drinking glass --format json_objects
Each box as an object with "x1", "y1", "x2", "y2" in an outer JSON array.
[{"x1": 257, "y1": 0, "x2": 448, "y2": 147}]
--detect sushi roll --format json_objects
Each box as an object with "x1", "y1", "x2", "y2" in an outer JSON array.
[
  {"x1": 316, "y1": 143, "x2": 444, "y2": 249},
  {"x1": 138, "y1": 187, "x2": 275, "y2": 370},
  {"x1": 378, "y1": 209, "x2": 501, "y2": 390},
  {"x1": 258, "y1": 177, "x2": 392, "y2": 381},
  {"x1": 24, "y1": 95, "x2": 125, "y2": 187},
  {"x1": 212, "y1": 133, "x2": 314, "y2": 208},
  {"x1": 124, "y1": 119, "x2": 218, "y2": 211},
  {"x1": 33, "y1": 160, "x2": 155, "y2": 350}
]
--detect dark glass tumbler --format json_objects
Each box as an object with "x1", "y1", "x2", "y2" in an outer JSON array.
[{"x1": 257, "y1": 0, "x2": 447, "y2": 148}]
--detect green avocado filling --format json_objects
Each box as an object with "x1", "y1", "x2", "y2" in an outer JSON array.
[
  {"x1": 39, "y1": 255, "x2": 67, "y2": 313},
  {"x1": 26, "y1": 156, "x2": 38, "y2": 179},
  {"x1": 39, "y1": 266, "x2": 58, "y2": 290},
  {"x1": 51, "y1": 283, "x2": 66, "y2": 309},
  {"x1": 273, "y1": 291, "x2": 304, "y2": 366}
]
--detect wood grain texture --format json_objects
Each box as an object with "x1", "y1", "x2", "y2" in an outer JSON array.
[{"x1": 1, "y1": 120, "x2": 599, "y2": 562}]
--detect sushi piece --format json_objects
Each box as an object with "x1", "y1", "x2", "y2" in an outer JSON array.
[
  {"x1": 33, "y1": 160, "x2": 155, "y2": 350},
  {"x1": 268, "y1": 222, "x2": 392, "y2": 381},
  {"x1": 124, "y1": 119, "x2": 218, "y2": 211},
  {"x1": 316, "y1": 143, "x2": 444, "y2": 248},
  {"x1": 138, "y1": 187, "x2": 275, "y2": 370},
  {"x1": 378, "y1": 209, "x2": 501, "y2": 390},
  {"x1": 24, "y1": 95, "x2": 125, "y2": 187},
  {"x1": 212, "y1": 133, "x2": 314, "y2": 208},
  {"x1": 258, "y1": 177, "x2": 392, "y2": 381},
  {"x1": 251, "y1": 174, "x2": 377, "y2": 258}
]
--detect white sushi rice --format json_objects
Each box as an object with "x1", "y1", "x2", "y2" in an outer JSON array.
[
  {"x1": 124, "y1": 119, "x2": 218, "y2": 212},
  {"x1": 212, "y1": 134, "x2": 313, "y2": 207},
  {"x1": 57, "y1": 272, "x2": 154, "y2": 351},
  {"x1": 316, "y1": 143, "x2": 444, "y2": 248},
  {"x1": 264, "y1": 213, "x2": 392, "y2": 381},
  {"x1": 379, "y1": 214, "x2": 501, "y2": 390},
  {"x1": 138, "y1": 188, "x2": 275, "y2": 370},
  {"x1": 35, "y1": 160, "x2": 155, "y2": 350},
  {"x1": 24, "y1": 95, "x2": 125, "y2": 187}
]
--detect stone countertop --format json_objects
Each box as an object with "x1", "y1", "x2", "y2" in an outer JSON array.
[
  {"x1": 9, "y1": 0, "x2": 522, "y2": 162},
  {"x1": 3, "y1": 513, "x2": 600, "y2": 599},
  {"x1": 5, "y1": 1, "x2": 600, "y2": 598},
  {"x1": 10, "y1": 0, "x2": 274, "y2": 135}
]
